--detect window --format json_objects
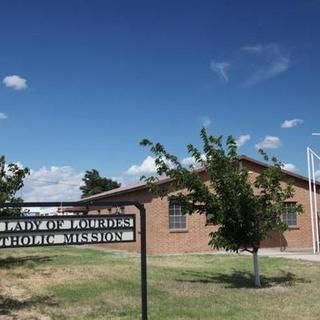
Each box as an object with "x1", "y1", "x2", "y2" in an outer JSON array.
[
  {"x1": 169, "y1": 202, "x2": 187, "y2": 230},
  {"x1": 282, "y1": 202, "x2": 297, "y2": 227},
  {"x1": 206, "y1": 213, "x2": 214, "y2": 225}
]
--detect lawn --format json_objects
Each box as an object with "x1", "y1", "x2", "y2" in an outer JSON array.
[{"x1": 0, "y1": 247, "x2": 319, "y2": 320}]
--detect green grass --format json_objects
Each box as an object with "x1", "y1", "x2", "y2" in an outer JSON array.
[{"x1": 0, "y1": 247, "x2": 319, "y2": 319}]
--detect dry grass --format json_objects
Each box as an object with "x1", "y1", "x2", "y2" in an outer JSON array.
[{"x1": 1, "y1": 247, "x2": 320, "y2": 319}]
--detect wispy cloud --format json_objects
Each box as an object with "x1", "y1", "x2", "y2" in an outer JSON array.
[
  {"x1": 202, "y1": 116, "x2": 212, "y2": 128},
  {"x1": 242, "y1": 43, "x2": 290, "y2": 86},
  {"x1": 255, "y1": 136, "x2": 281, "y2": 149},
  {"x1": 0, "y1": 112, "x2": 8, "y2": 120},
  {"x1": 210, "y1": 61, "x2": 231, "y2": 81},
  {"x1": 3, "y1": 75, "x2": 27, "y2": 90},
  {"x1": 236, "y1": 134, "x2": 251, "y2": 147},
  {"x1": 283, "y1": 163, "x2": 298, "y2": 173},
  {"x1": 281, "y1": 118, "x2": 304, "y2": 128},
  {"x1": 242, "y1": 44, "x2": 264, "y2": 53}
]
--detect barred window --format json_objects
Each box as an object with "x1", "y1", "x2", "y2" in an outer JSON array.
[
  {"x1": 283, "y1": 202, "x2": 297, "y2": 226},
  {"x1": 169, "y1": 202, "x2": 187, "y2": 229}
]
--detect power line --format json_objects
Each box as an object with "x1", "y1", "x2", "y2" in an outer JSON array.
[{"x1": 25, "y1": 178, "x2": 82, "y2": 187}]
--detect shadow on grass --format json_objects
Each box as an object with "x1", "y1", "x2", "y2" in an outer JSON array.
[
  {"x1": 0, "y1": 255, "x2": 55, "y2": 269},
  {"x1": 0, "y1": 294, "x2": 58, "y2": 317},
  {"x1": 176, "y1": 270, "x2": 310, "y2": 288}
]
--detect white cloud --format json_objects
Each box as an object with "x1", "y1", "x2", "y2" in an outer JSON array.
[
  {"x1": 181, "y1": 156, "x2": 196, "y2": 167},
  {"x1": 242, "y1": 43, "x2": 290, "y2": 86},
  {"x1": 315, "y1": 170, "x2": 320, "y2": 181},
  {"x1": 125, "y1": 156, "x2": 157, "y2": 176},
  {"x1": 22, "y1": 166, "x2": 84, "y2": 201},
  {"x1": 3, "y1": 75, "x2": 27, "y2": 90},
  {"x1": 0, "y1": 113, "x2": 8, "y2": 120},
  {"x1": 125, "y1": 153, "x2": 205, "y2": 176},
  {"x1": 111, "y1": 176, "x2": 124, "y2": 185},
  {"x1": 283, "y1": 163, "x2": 298, "y2": 173},
  {"x1": 210, "y1": 61, "x2": 231, "y2": 81},
  {"x1": 236, "y1": 134, "x2": 251, "y2": 147},
  {"x1": 202, "y1": 116, "x2": 211, "y2": 128},
  {"x1": 181, "y1": 154, "x2": 206, "y2": 168},
  {"x1": 3, "y1": 161, "x2": 25, "y2": 177},
  {"x1": 255, "y1": 136, "x2": 281, "y2": 149},
  {"x1": 281, "y1": 118, "x2": 304, "y2": 128}
]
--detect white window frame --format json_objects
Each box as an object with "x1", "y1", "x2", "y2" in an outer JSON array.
[
  {"x1": 169, "y1": 202, "x2": 187, "y2": 230},
  {"x1": 282, "y1": 202, "x2": 298, "y2": 227}
]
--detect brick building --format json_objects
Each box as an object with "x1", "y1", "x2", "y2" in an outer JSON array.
[{"x1": 80, "y1": 156, "x2": 318, "y2": 255}]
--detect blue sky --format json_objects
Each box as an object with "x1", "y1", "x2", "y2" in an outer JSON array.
[{"x1": 1, "y1": 0, "x2": 320, "y2": 200}]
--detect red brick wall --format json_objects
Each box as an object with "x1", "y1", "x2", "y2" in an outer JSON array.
[
  {"x1": 90, "y1": 161, "x2": 314, "y2": 254},
  {"x1": 244, "y1": 160, "x2": 313, "y2": 251}
]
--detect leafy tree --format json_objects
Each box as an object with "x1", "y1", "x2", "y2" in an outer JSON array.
[
  {"x1": 140, "y1": 128, "x2": 303, "y2": 287},
  {"x1": 80, "y1": 169, "x2": 121, "y2": 198},
  {"x1": 0, "y1": 155, "x2": 30, "y2": 216}
]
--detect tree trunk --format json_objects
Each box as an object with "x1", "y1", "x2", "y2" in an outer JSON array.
[{"x1": 253, "y1": 248, "x2": 261, "y2": 288}]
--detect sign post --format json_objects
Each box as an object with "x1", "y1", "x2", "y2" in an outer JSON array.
[{"x1": 0, "y1": 201, "x2": 148, "y2": 320}]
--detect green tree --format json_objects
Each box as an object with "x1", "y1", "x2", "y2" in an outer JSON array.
[
  {"x1": 80, "y1": 169, "x2": 120, "y2": 198},
  {"x1": 140, "y1": 128, "x2": 303, "y2": 287},
  {"x1": 0, "y1": 155, "x2": 30, "y2": 216}
]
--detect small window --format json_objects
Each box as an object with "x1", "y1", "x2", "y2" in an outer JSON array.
[
  {"x1": 206, "y1": 213, "x2": 214, "y2": 225},
  {"x1": 283, "y1": 202, "x2": 297, "y2": 227},
  {"x1": 169, "y1": 202, "x2": 186, "y2": 230}
]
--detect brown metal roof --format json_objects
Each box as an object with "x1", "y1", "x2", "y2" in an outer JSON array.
[
  {"x1": 82, "y1": 155, "x2": 316, "y2": 201},
  {"x1": 238, "y1": 155, "x2": 315, "y2": 184}
]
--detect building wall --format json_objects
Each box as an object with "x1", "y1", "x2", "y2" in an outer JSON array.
[
  {"x1": 244, "y1": 160, "x2": 313, "y2": 251},
  {"x1": 90, "y1": 160, "x2": 314, "y2": 254},
  {"x1": 93, "y1": 191, "x2": 218, "y2": 255}
]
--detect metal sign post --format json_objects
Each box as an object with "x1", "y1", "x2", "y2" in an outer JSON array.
[{"x1": 0, "y1": 201, "x2": 148, "y2": 320}]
